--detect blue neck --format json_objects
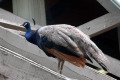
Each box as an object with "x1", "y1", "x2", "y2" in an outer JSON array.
[
  {"x1": 26, "y1": 26, "x2": 31, "y2": 33},
  {"x1": 25, "y1": 29, "x2": 40, "y2": 45},
  {"x1": 25, "y1": 26, "x2": 32, "y2": 43}
]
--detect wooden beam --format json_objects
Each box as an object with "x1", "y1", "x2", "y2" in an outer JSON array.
[
  {"x1": 0, "y1": 19, "x2": 36, "y2": 32},
  {"x1": 0, "y1": 8, "x2": 42, "y2": 29},
  {"x1": 78, "y1": 13, "x2": 120, "y2": 37},
  {"x1": 97, "y1": 0, "x2": 120, "y2": 60},
  {"x1": 97, "y1": 0, "x2": 120, "y2": 13},
  {"x1": 0, "y1": 45, "x2": 71, "y2": 80}
]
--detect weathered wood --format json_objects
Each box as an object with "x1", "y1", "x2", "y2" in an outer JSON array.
[
  {"x1": 12, "y1": 0, "x2": 46, "y2": 26},
  {"x1": 77, "y1": 0, "x2": 120, "y2": 37},
  {"x1": 0, "y1": 8, "x2": 41, "y2": 29},
  {"x1": 0, "y1": 45, "x2": 70, "y2": 80},
  {"x1": 0, "y1": 19, "x2": 36, "y2": 32},
  {"x1": 1, "y1": 8, "x2": 120, "y2": 38},
  {"x1": 97, "y1": 0, "x2": 120, "y2": 13},
  {"x1": 98, "y1": 0, "x2": 120, "y2": 66},
  {"x1": 78, "y1": 13, "x2": 120, "y2": 37}
]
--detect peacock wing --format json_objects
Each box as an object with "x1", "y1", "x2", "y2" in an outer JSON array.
[{"x1": 38, "y1": 25, "x2": 84, "y2": 57}]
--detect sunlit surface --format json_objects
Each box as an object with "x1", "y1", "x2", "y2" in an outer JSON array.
[{"x1": 111, "y1": 0, "x2": 120, "y2": 9}]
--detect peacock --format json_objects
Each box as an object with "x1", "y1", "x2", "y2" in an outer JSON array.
[{"x1": 21, "y1": 21, "x2": 109, "y2": 74}]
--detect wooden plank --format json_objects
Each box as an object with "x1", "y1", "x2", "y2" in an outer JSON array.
[
  {"x1": 0, "y1": 8, "x2": 41, "y2": 29},
  {"x1": 1, "y1": 11, "x2": 120, "y2": 38},
  {"x1": 12, "y1": 0, "x2": 46, "y2": 26},
  {"x1": 97, "y1": 0, "x2": 120, "y2": 13},
  {"x1": 12, "y1": 0, "x2": 18, "y2": 15},
  {"x1": 0, "y1": 8, "x2": 26, "y2": 24},
  {"x1": 0, "y1": 8, "x2": 42, "y2": 32},
  {"x1": 0, "y1": 19, "x2": 36, "y2": 32},
  {"x1": 77, "y1": 0, "x2": 120, "y2": 37},
  {"x1": 1, "y1": 8, "x2": 120, "y2": 38},
  {"x1": 78, "y1": 13, "x2": 120, "y2": 37},
  {"x1": 0, "y1": 45, "x2": 70, "y2": 80}
]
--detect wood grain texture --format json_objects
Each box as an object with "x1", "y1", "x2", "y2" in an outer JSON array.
[
  {"x1": 97, "y1": 0, "x2": 120, "y2": 13},
  {"x1": 12, "y1": 0, "x2": 46, "y2": 26},
  {"x1": 78, "y1": 13, "x2": 120, "y2": 37}
]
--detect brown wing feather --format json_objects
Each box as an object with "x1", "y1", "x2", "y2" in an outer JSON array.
[{"x1": 45, "y1": 47, "x2": 86, "y2": 68}]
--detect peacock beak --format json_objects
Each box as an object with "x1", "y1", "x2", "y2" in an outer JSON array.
[{"x1": 20, "y1": 23, "x2": 24, "y2": 26}]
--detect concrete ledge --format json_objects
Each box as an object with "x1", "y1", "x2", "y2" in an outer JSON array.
[{"x1": 0, "y1": 45, "x2": 74, "y2": 80}]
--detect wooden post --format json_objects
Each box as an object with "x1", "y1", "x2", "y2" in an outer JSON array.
[{"x1": 12, "y1": 0, "x2": 46, "y2": 26}]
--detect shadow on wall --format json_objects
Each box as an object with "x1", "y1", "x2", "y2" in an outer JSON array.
[
  {"x1": 0, "y1": 73, "x2": 8, "y2": 80},
  {"x1": 45, "y1": 0, "x2": 108, "y2": 26},
  {"x1": 0, "y1": 0, "x2": 13, "y2": 12}
]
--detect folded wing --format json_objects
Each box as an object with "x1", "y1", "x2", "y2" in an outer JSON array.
[{"x1": 38, "y1": 24, "x2": 109, "y2": 70}]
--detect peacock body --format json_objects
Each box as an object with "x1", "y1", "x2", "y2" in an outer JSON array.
[{"x1": 21, "y1": 22, "x2": 109, "y2": 74}]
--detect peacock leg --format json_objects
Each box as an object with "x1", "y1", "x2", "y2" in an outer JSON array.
[{"x1": 58, "y1": 59, "x2": 65, "y2": 74}]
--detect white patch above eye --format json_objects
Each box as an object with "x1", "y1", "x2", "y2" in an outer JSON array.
[{"x1": 24, "y1": 23, "x2": 27, "y2": 26}]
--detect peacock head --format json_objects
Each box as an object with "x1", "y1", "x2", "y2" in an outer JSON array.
[{"x1": 21, "y1": 22, "x2": 31, "y2": 29}]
